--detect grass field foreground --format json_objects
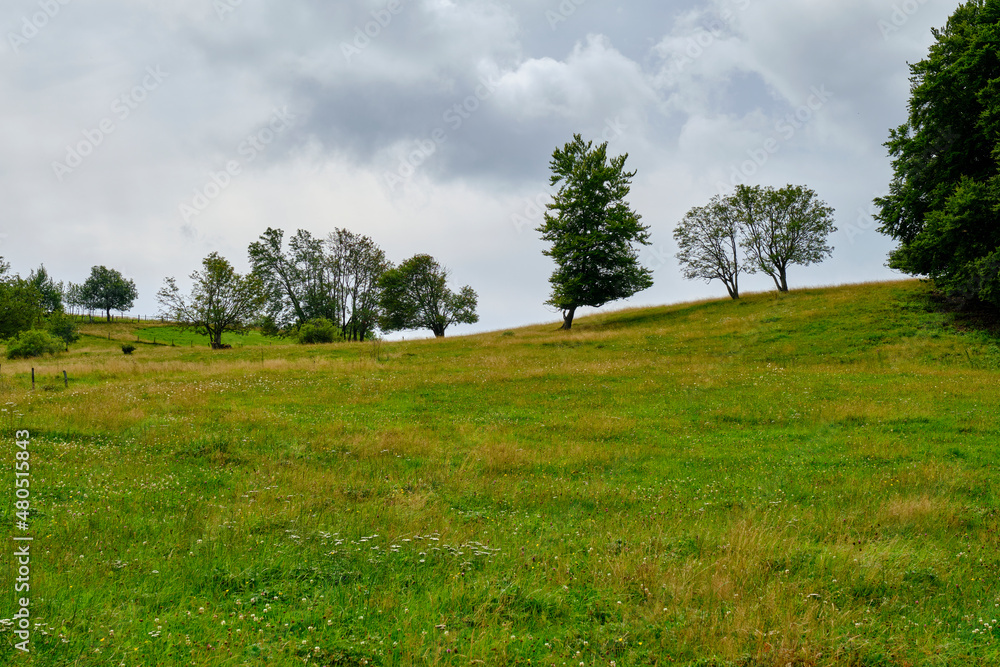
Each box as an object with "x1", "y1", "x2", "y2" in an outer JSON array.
[{"x1": 1, "y1": 280, "x2": 999, "y2": 666}]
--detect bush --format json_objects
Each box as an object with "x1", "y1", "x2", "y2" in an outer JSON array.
[
  {"x1": 297, "y1": 318, "x2": 338, "y2": 344},
  {"x1": 121, "y1": 343, "x2": 136, "y2": 355},
  {"x1": 47, "y1": 312, "x2": 80, "y2": 346},
  {"x1": 6, "y1": 330, "x2": 64, "y2": 359}
]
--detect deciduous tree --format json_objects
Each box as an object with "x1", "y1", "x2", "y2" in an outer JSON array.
[
  {"x1": 157, "y1": 253, "x2": 265, "y2": 349},
  {"x1": 80, "y1": 265, "x2": 138, "y2": 322},
  {"x1": 674, "y1": 195, "x2": 744, "y2": 299},
  {"x1": 537, "y1": 134, "x2": 653, "y2": 329},
  {"x1": 378, "y1": 254, "x2": 477, "y2": 338},
  {"x1": 875, "y1": 0, "x2": 1000, "y2": 309},
  {"x1": 736, "y1": 184, "x2": 836, "y2": 293}
]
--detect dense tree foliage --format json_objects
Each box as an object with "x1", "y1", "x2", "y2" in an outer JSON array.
[
  {"x1": 875, "y1": 0, "x2": 1000, "y2": 308},
  {"x1": 326, "y1": 229, "x2": 388, "y2": 342},
  {"x1": 27, "y1": 265, "x2": 63, "y2": 313},
  {"x1": 249, "y1": 228, "x2": 387, "y2": 339},
  {"x1": 537, "y1": 134, "x2": 652, "y2": 329},
  {"x1": 378, "y1": 254, "x2": 478, "y2": 338},
  {"x1": 0, "y1": 259, "x2": 45, "y2": 339},
  {"x1": 249, "y1": 228, "x2": 338, "y2": 328},
  {"x1": 157, "y1": 253, "x2": 266, "y2": 349},
  {"x1": 80, "y1": 265, "x2": 138, "y2": 322}
]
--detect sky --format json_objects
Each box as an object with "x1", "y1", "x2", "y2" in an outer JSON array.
[{"x1": 1, "y1": 0, "x2": 959, "y2": 337}]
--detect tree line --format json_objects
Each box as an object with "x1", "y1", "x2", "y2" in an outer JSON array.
[
  {"x1": 7, "y1": 0, "x2": 995, "y2": 355},
  {"x1": 157, "y1": 230, "x2": 479, "y2": 349}
]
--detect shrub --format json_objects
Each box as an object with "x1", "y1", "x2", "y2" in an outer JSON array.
[
  {"x1": 297, "y1": 318, "x2": 337, "y2": 344},
  {"x1": 121, "y1": 343, "x2": 136, "y2": 355},
  {"x1": 47, "y1": 312, "x2": 80, "y2": 346},
  {"x1": 6, "y1": 330, "x2": 64, "y2": 359}
]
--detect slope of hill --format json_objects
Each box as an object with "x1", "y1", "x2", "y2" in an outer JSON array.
[{"x1": 1, "y1": 280, "x2": 998, "y2": 666}]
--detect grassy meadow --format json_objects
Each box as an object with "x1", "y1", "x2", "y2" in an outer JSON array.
[{"x1": 1, "y1": 280, "x2": 999, "y2": 666}]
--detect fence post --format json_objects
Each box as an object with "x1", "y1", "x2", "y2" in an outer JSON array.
[
  {"x1": 31, "y1": 368, "x2": 35, "y2": 390},
  {"x1": 63, "y1": 371, "x2": 68, "y2": 388}
]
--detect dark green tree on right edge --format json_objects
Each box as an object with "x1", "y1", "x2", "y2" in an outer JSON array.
[
  {"x1": 875, "y1": 0, "x2": 1000, "y2": 309},
  {"x1": 537, "y1": 134, "x2": 653, "y2": 330}
]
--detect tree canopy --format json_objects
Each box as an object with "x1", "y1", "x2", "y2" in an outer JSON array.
[
  {"x1": 537, "y1": 134, "x2": 652, "y2": 329},
  {"x1": 80, "y1": 265, "x2": 138, "y2": 322},
  {"x1": 0, "y1": 258, "x2": 44, "y2": 339},
  {"x1": 735, "y1": 184, "x2": 836, "y2": 293},
  {"x1": 157, "y1": 253, "x2": 266, "y2": 349},
  {"x1": 27, "y1": 265, "x2": 63, "y2": 313},
  {"x1": 249, "y1": 227, "x2": 387, "y2": 339},
  {"x1": 378, "y1": 254, "x2": 478, "y2": 338},
  {"x1": 674, "y1": 195, "x2": 744, "y2": 300},
  {"x1": 249, "y1": 228, "x2": 339, "y2": 328},
  {"x1": 875, "y1": 0, "x2": 1000, "y2": 308}
]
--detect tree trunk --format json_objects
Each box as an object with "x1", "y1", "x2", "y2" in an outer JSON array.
[
  {"x1": 778, "y1": 266, "x2": 788, "y2": 292},
  {"x1": 560, "y1": 307, "x2": 576, "y2": 330},
  {"x1": 724, "y1": 277, "x2": 739, "y2": 300},
  {"x1": 105, "y1": 308, "x2": 112, "y2": 323}
]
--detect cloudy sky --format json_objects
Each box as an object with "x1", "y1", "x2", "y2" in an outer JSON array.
[{"x1": 1, "y1": 0, "x2": 957, "y2": 336}]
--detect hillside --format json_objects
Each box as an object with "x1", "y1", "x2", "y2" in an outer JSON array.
[{"x1": 1, "y1": 280, "x2": 999, "y2": 666}]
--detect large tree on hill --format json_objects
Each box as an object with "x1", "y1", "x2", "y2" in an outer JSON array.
[
  {"x1": 537, "y1": 134, "x2": 653, "y2": 330},
  {"x1": 157, "y1": 253, "x2": 265, "y2": 349},
  {"x1": 735, "y1": 184, "x2": 836, "y2": 293},
  {"x1": 875, "y1": 0, "x2": 1000, "y2": 309},
  {"x1": 378, "y1": 254, "x2": 478, "y2": 338},
  {"x1": 80, "y1": 265, "x2": 138, "y2": 322}
]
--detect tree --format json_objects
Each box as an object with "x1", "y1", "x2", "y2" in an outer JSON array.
[
  {"x1": 248, "y1": 228, "x2": 338, "y2": 329},
  {"x1": 0, "y1": 259, "x2": 44, "y2": 339},
  {"x1": 157, "y1": 253, "x2": 266, "y2": 349},
  {"x1": 537, "y1": 134, "x2": 653, "y2": 330},
  {"x1": 378, "y1": 254, "x2": 478, "y2": 337},
  {"x1": 327, "y1": 229, "x2": 389, "y2": 342},
  {"x1": 735, "y1": 184, "x2": 836, "y2": 292},
  {"x1": 80, "y1": 266, "x2": 138, "y2": 322},
  {"x1": 875, "y1": 1, "x2": 1000, "y2": 308},
  {"x1": 674, "y1": 195, "x2": 745, "y2": 299},
  {"x1": 47, "y1": 312, "x2": 80, "y2": 348},
  {"x1": 27, "y1": 265, "x2": 63, "y2": 313},
  {"x1": 63, "y1": 282, "x2": 87, "y2": 316}
]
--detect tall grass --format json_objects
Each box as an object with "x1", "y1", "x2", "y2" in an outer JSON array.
[{"x1": 1, "y1": 280, "x2": 998, "y2": 665}]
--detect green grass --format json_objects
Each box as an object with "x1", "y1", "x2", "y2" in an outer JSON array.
[
  {"x1": 132, "y1": 326, "x2": 276, "y2": 348},
  {"x1": 1, "y1": 280, "x2": 999, "y2": 666}
]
